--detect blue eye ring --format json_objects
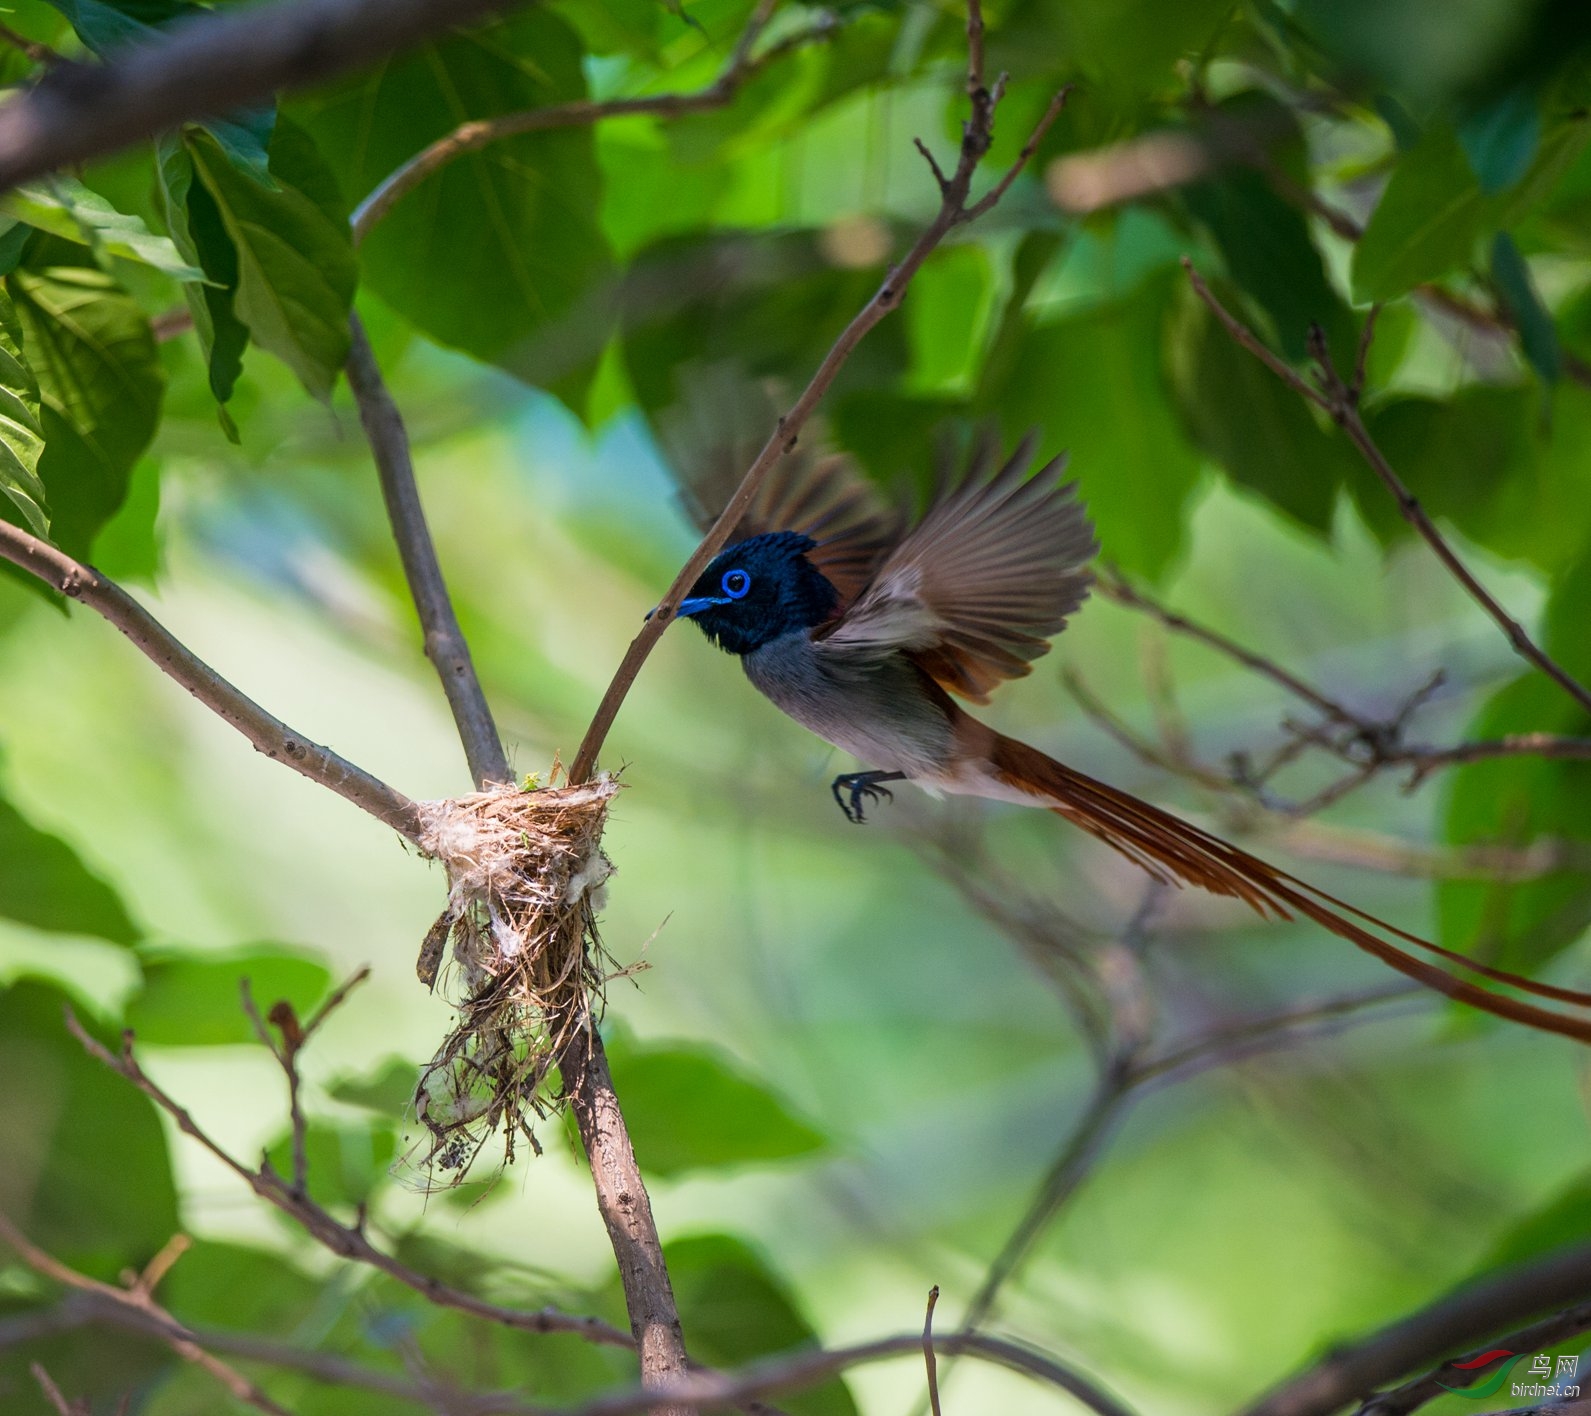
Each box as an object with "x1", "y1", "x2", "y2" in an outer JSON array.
[{"x1": 721, "y1": 568, "x2": 751, "y2": 600}]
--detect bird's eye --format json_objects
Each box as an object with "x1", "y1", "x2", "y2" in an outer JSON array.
[{"x1": 721, "y1": 569, "x2": 751, "y2": 600}]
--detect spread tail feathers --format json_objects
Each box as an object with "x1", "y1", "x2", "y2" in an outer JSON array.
[{"x1": 988, "y1": 734, "x2": 1591, "y2": 1046}]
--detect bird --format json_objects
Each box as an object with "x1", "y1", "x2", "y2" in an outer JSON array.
[{"x1": 662, "y1": 421, "x2": 1591, "y2": 1045}]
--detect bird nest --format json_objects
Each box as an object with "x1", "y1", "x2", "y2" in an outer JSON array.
[{"x1": 408, "y1": 774, "x2": 625, "y2": 1183}]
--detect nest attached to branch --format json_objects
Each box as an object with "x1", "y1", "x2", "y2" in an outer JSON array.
[{"x1": 409, "y1": 775, "x2": 625, "y2": 1184}]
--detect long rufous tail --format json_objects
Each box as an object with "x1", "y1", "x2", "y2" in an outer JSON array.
[{"x1": 987, "y1": 733, "x2": 1591, "y2": 1045}]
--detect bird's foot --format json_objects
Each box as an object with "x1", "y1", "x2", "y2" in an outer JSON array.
[{"x1": 830, "y1": 771, "x2": 907, "y2": 824}]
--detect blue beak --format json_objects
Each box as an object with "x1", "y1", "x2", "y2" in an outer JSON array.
[{"x1": 646, "y1": 596, "x2": 726, "y2": 622}]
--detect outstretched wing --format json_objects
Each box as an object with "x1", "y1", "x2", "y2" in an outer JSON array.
[
  {"x1": 659, "y1": 363, "x2": 903, "y2": 607},
  {"x1": 820, "y1": 435, "x2": 1097, "y2": 702}
]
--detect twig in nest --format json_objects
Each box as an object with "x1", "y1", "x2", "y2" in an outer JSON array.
[{"x1": 413, "y1": 776, "x2": 629, "y2": 1183}]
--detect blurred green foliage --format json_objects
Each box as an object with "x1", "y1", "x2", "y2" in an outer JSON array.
[{"x1": 0, "y1": 0, "x2": 1590, "y2": 1411}]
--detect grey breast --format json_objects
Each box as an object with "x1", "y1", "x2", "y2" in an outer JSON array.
[{"x1": 741, "y1": 630, "x2": 955, "y2": 777}]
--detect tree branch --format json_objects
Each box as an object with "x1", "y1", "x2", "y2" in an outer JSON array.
[
  {"x1": 1358, "y1": 1301, "x2": 1591, "y2": 1415},
  {"x1": 1184, "y1": 261, "x2": 1591, "y2": 722},
  {"x1": 0, "y1": 0, "x2": 516, "y2": 192},
  {"x1": 346, "y1": 317, "x2": 510, "y2": 787},
  {"x1": 0, "y1": 1210, "x2": 294, "y2": 1416},
  {"x1": 562, "y1": 1329, "x2": 1135, "y2": 1416},
  {"x1": 350, "y1": 0, "x2": 838, "y2": 241},
  {"x1": 64, "y1": 1009, "x2": 633, "y2": 1351},
  {"x1": 1240, "y1": 1241, "x2": 1591, "y2": 1416},
  {"x1": 0, "y1": 521, "x2": 423, "y2": 838},
  {"x1": 560, "y1": 1028, "x2": 692, "y2": 1413},
  {"x1": 569, "y1": 0, "x2": 1067, "y2": 783}
]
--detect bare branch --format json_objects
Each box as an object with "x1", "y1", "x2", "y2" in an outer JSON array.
[
  {"x1": 30, "y1": 1362, "x2": 84, "y2": 1416},
  {"x1": 560, "y1": 1027, "x2": 691, "y2": 1410},
  {"x1": 1103, "y1": 550, "x2": 1591, "y2": 790},
  {"x1": 0, "y1": 1211, "x2": 294, "y2": 1416},
  {"x1": 0, "y1": 21, "x2": 64, "y2": 67},
  {"x1": 923, "y1": 1287, "x2": 943, "y2": 1416},
  {"x1": 569, "y1": 26, "x2": 1070, "y2": 783},
  {"x1": 63, "y1": 1009, "x2": 633, "y2": 1351},
  {"x1": 1184, "y1": 263, "x2": 1591, "y2": 721},
  {"x1": 0, "y1": 0, "x2": 515, "y2": 193},
  {"x1": 346, "y1": 317, "x2": 510, "y2": 787},
  {"x1": 958, "y1": 1071, "x2": 1135, "y2": 1333},
  {"x1": 0, "y1": 521, "x2": 423, "y2": 839},
  {"x1": 1240, "y1": 1240, "x2": 1591, "y2": 1416},
  {"x1": 350, "y1": 0, "x2": 838, "y2": 240},
  {"x1": 1359, "y1": 1301, "x2": 1591, "y2": 1415},
  {"x1": 563, "y1": 1329, "x2": 1135, "y2": 1416}
]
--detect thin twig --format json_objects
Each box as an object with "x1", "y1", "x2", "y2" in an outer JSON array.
[
  {"x1": 0, "y1": 21, "x2": 64, "y2": 66},
  {"x1": 0, "y1": 1211, "x2": 294, "y2": 1416},
  {"x1": 346, "y1": 317, "x2": 510, "y2": 787},
  {"x1": 30, "y1": 1363, "x2": 83, "y2": 1416},
  {"x1": 349, "y1": 0, "x2": 838, "y2": 240},
  {"x1": 569, "y1": 0, "x2": 1067, "y2": 783},
  {"x1": 63, "y1": 1010, "x2": 634, "y2": 1351},
  {"x1": 1183, "y1": 262, "x2": 1591, "y2": 721},
  {"x1": 0, "y1": 521, "x2": 423, "y2": 838},
  {"x1": 923, "y1": 1287, "x2": 943, "y2": 1416},
  {"x1": 1103, "y1": 558, "x2": 1591, "y2": 789},
  {"x1": 561, "y1": 1329, "x2": 1135, "y2": 1416}
]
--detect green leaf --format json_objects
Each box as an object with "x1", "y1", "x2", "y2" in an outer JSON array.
[
  {"x1": 0, "y1": 175, "x2": 205, "y2": 280},
  {"x1": 295, "y1": 9, "x2": 614, "y2": 400},
  {"x1": 328, "y1": 1057, "x2": 416, "y2": 1114},
  {"x1": 125, "y1": 948, "x2": 331, "y2": 1046},
  {"x1": 1460, "y1": 88, "x2": 1542, "y2": 194},
  {"x1": 1184, "y1": 165, "x2": 1355, "y2": 365},
  {"x1": 157, "y1": 137, "x2": 249, "y2": 406},
  {"x1": 1168, "y1": 276, "x2": 1359, "y2": 536},
  {"x1": 1491, "y1": 231, "x2": 1559, "y2": 383},
  {"x1": 1439, "y1": 545, "x2": 1591, "y2": 974},
  {"x1": 660, "y1": 1235, "x2": 859, "y2": 1416},
  {"x1": 0, "y1": 282, "x2": 48, "y2": 536},
  {"x1": 0, "y1": 791, "x2": 139, "y2": 943},
  {"x1": 264, "y1": 1119, "x2": 395, "y2": 1209},
  {"x1": 183, "y1": 127, "x2": 356, "y2": 400},
  {"x1": 1475, "y1": 1170, "x2": 1591, "y2": 1274},
  {"x1": 1353, "y1": 116, "x2": 1591, "y2": 303},
  {"x1": 1352, "y1": 123, "x2": 1489, "y2": 304},
  {"x1": 0, "y1": 979, "x2": 178, "y2": 1276},
  {"x1": 599, "y1": 1034, "x2": 827, "y2": 1177},
  {"x1": 1352, "y1": 385, "x2": 1591, "y2": 575},
  {"x1": 624, "y1": 228, "x2": 907, "y2": 420},
  {"x1": 8, "y1": 263, "x2": 165, "y2": 559},
  {"x1": 975, "y1": 275, "x2": 1202, "y2": 578}
]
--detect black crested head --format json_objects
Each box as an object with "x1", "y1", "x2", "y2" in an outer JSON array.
[{"x1": 676, "y1": 531, "x2": 839, "y2": 656}]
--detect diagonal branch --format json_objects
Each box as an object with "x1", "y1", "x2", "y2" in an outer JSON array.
[
  {"x1": 569, "y1": 0, "x2": 1068, "y2": 783},
  {"x1": 350, "y1": 0, "x2": 839, "y2": 241},
  {"x1": 0, "y1": 0, "x2": 517, "y2": 192},
  {"x1": 0, "y1": 1210, "x2": 293, "y2": 1416},
  {"x1": 1184, "y1": 260, "x2": 1591, "y2": 722},
  {"x1": 346, "y1": 317, "x2": 510, "y2": 787},
  {"x1": 0, "y1": 520, "x2": 423, "y2": 838},
  {"x1": 64, "y1": 1010, "x2": 634, "y2": 1351},
  {"x1": 1240, "y1": 1239, "x2": 1591, "y2": 1416}
]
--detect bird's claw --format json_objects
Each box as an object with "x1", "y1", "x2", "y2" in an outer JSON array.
[{"x1": 830, "y1": 772, "x2": 901, "y2": 825}]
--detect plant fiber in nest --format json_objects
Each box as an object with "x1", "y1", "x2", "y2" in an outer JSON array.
[{"x1": 411, "y1": 776, "x2": 622, "y2": 1181}]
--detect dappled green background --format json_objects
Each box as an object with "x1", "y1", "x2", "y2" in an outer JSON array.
[{"x1": 1, "y1": 0, "x2": 1591, "y2": 1411}]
